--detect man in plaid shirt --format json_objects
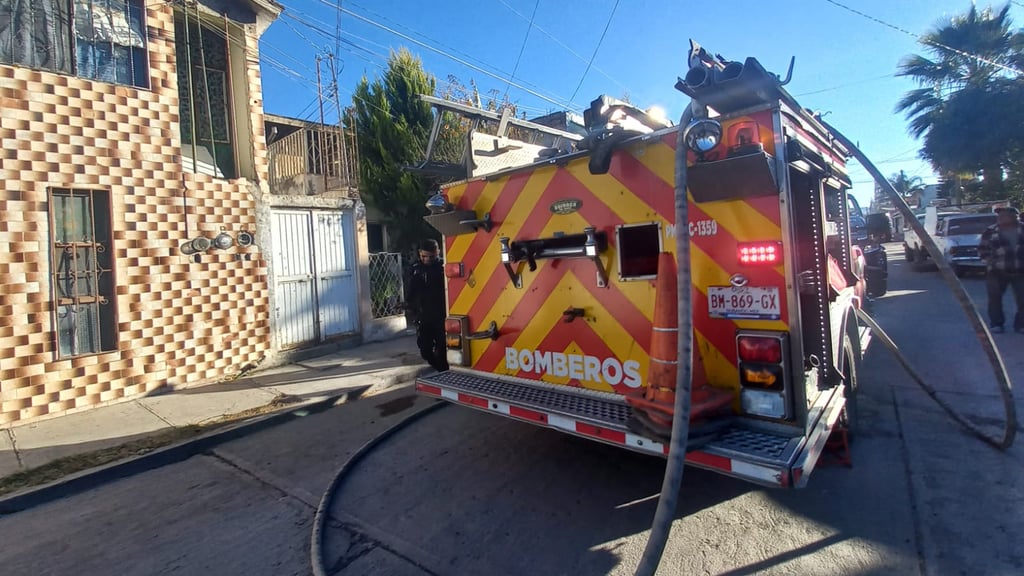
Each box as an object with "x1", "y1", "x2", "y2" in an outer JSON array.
[{"x1": 978, "y1": 207, "x2": 1024, "y2": 333}]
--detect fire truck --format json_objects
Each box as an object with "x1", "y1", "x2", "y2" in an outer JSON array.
[{"x1": 411, "y1": 41, "x2": 875, "y2": 488}]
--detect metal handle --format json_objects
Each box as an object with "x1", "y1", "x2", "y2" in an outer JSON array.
[{"x1": 466, "y1": 321, "x2": 499, "y2": 341}]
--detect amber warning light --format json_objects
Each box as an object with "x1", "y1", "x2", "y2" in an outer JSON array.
[{"x1": 738, "y1": 241, "x2": 783, "y2": 265}]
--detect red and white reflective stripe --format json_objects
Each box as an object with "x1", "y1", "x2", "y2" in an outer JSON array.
[{"x1": 415, "y1": 380, "x2": 785, "y2": 486}]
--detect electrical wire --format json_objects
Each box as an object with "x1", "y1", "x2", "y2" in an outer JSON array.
[
  {"x1": 792, "y1": 73, "x2": 896, "y2": 97},
  {"x1": 503, "y1": 0, "x2": 538, "y2": 101},
  {"x1": 309, "y1": 0, "x2": 581, "y2": 111},
  {"x1": 274, "y1": 3, "x2": 565, "y2": 117},
  {"x1": 823, "y1": 0, "x2": 1024, "y2": 77},
  {"x1": 568, "y1": 0, "x2": 620, "y2": 103},
  {"x1": 342, "y1": 0, "x2": 572, "y2": 105},
  {"x1": 334, "y1": 0, "x2": 343, "y2": 66},
  {"x1": 493, "y1": 0, "x2": 631, "y2": 96}
]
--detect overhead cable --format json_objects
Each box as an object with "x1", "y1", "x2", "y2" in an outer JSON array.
[
  {"x1": 569, "y1": 0, "x2": 620, "y2": 103},
  {"x1": 823, "y1": 0, "x2": 1024, "y2": 77}
]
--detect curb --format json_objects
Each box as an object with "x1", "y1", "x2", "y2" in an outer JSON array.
[{"x1": 0, "y1": 365, "x2": 433, "y2": 515}]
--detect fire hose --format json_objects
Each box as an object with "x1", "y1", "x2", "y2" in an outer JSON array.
[
  {"x1": 824, "y1": 120, "x2": 1017, "y2": 451},
  {"x1": 311, "y1": 116, "x2": 1015, "y2": 576},
  {"x1": 634, "y1": 112, "x2": 1017, "y2": 576},
  {"x1": 310, "y1": 401, "x2": 450, "y2": 576},
  {"x1": 632, "y1": 103, "x2": 697, "y2": 576}
]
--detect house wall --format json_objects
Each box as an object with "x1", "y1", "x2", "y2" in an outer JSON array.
[{"x1": 0, "y1": 5, "x2": 273, "y2": 425}]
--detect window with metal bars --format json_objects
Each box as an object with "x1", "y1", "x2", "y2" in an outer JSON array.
[
  {"x1": 49, "y1": 188, "x2": 117, "y2": 357},
  {"x1": 0, "y1": 0, "x2": 149, "y2": 88},
  {"x1": 174, "y1": 10, "x2": 237, "y2": 179}
]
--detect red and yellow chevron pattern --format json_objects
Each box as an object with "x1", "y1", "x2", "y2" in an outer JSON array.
[{"x1": 443, "y1": 110, "x2": 787, "y2": 398}]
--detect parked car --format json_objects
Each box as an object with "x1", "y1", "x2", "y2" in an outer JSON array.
[
  {"x1": 937, "y1": 213, "x2": 998, "y2": 276},
  {"x1": 903, "y1": 211, "x2": 962, "y2": 267},
  {"x1": 847, "y1": 195, "x2": 887, "y2": 297}
]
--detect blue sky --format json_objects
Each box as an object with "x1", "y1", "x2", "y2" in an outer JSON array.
[{"x1": 258, "y1": 1, "x2": 1024, "y2": 208}]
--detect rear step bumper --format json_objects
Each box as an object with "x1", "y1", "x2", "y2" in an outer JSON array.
[{"x1": 416, "y1": 370, "x2": 831, "y2": 488}]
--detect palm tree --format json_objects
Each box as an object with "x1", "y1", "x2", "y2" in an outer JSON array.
[
  {"x1": 895, "y1": 4, "x2": 1024, "y2": 197},
  {"x1": 886, "y1": 170, "x2": 926, "y2": 207}
]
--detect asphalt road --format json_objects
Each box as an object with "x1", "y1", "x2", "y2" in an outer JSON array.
[{"x1": 0, "y1": 244, "x2": 1020, "y2": 576}]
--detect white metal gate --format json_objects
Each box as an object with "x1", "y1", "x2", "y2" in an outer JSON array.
[{"x1": 272, "y1": 209, "x2": 359, "y2": 348}]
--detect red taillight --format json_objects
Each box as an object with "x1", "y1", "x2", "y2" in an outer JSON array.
[
  {"x1": 738, "y1": 336, "x2": 782, "y2": 363},
  {"x1": 738, "y1": 242, "x2": 782, "y2": 265},
  {"x1": 444, "y1": 318, "x2": 463, "y2": 333},
  {"x1": 444, "y1": 262, "x2": 464, "y2": 278}
]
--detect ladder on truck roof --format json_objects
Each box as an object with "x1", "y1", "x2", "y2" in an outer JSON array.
[{"x1": 408, "y1": 94, "x2": 585, "y2": 181}]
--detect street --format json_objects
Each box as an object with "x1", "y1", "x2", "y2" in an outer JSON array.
[{"x1": 0, "y1": 245, "x2": 1021, "y2": 576}]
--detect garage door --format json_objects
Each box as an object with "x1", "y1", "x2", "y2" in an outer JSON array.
[{"x1": 272, "y1": 209, "x2": 359, "y2": 348}]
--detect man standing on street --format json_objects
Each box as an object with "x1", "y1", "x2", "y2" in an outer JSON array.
[
  {"x1": 978, "y1": 207, "x2": 1024, "y2": 334},
  {"x1": 407, "y1": 239, "x2": 449, "y2": 371}
]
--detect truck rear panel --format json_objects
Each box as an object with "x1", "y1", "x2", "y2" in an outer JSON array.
[{"x1": 416, "y1": 56, "x2": 867, "y2": 487}]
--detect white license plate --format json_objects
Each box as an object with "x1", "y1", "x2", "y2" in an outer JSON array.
[{"x1": 708, "y1": 286, "x2": 781, "y2": 320}]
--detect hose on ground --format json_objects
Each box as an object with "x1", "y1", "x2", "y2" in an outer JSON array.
[
  {"x1": 310, "y1": 400, "x2": 450, "y2": 576},
  {"x1": 633, "y1": 103, "x2": 696, "y2": 576},
  {"x1": 855, "y1": 309, "x2": 1016, "y2": 450},
  {"x1": 823, "y1": 119, "x2": 1016, "y2": 451}
]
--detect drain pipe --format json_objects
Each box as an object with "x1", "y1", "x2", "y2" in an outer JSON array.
[
  {"x1": 634, "y1": 103, "x2": 697, "y2": 576},
  {"x1": 823, "y1": 120, "x2": 1016, "y2": 451}
]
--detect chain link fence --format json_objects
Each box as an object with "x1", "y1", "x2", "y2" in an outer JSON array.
[{"x1": 368, "y1": 252, "x2": 405, "y2": 318}]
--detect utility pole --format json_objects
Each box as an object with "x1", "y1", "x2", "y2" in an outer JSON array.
[
  {"x1": 328, "y1": 54, "x2": 349, "y2": 192},
  {"x1": 316, "y1": 55, "x2": 327, "y2": 194}
]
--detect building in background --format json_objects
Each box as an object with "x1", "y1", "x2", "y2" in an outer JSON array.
[{"x1": 0, "y1": 0, "x2": 406, "y2": 427}]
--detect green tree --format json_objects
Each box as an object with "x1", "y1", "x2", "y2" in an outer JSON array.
[
  {"x1": 348, "y1": 48, "x2": 439, "y2": 255},
  {"x1": 885, "y1": 170, "x2": 926, "y2": 206},
  {"x1": 895, "y1": 4, "x2": 1024, "y2": 199}
]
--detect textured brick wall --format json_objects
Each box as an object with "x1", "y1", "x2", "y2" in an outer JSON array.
[{"x1": 0, "y1": 6, "x2": 272, "y2": 425}]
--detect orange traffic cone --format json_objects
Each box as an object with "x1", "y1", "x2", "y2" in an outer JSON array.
[{"x1": 626, "y1": 253, "x2": 734, "y2": 433}]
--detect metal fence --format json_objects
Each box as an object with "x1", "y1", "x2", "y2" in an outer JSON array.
[
  {"x1": 268, "y1": 125, "x2": 359, "y2": 195},
  {"x1": 368, "y1": 252, "x2": 405, "y2": 318}
]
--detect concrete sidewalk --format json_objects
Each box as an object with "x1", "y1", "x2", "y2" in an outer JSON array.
[{"x1": 0, "y1": 335, "x2": 431, "y2": 483}]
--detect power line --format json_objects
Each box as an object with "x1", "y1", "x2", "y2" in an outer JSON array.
[
  {"x1": 792, "y1": 73, "x2": 896, "y2": 97},
  {"x1": 278, "y1": 1, "x2": 578, "y2": 115},
  {"x1": 504, "y1": 0, "x2": 538, "y2": 101},
  {"x1": 334, "y1": 0, "x2": 343, "y2": 66},
  {"x1": 494, "y1": 0, "x2": 630, "y2": 96},
  {"x1": 569, "y1": 0, "x2": 620, "y2": 104},
  {"x1": 283, "y1": 10, "x2": 386, "y2": 66},
  {"x1": 823, "y1": 0, "x2": 1024, "y2": 77},
  {"x1": 312, "y1": 0, "x2": 580, "y2": 111},
  {"x1": 265, "y1": 3, "x2": 558, "y2": 123}
]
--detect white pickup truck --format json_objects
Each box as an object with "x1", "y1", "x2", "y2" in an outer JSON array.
[{"x1": 903, "y1": 210, "x2": 997, "y2": 276}]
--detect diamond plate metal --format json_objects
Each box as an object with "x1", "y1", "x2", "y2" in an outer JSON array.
[
  {"x1": 422, "y1": 371, "x2": 632, "y2": 425},
  {"x1": 706, "y1": 427, "x2": 793, "y2": 461},
  {"x1": 421, "y1": 371, "x2": 799, "y2": 465}
]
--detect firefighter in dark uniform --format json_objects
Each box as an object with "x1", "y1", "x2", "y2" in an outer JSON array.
[{"x1": 407, "y1": 239, "x2": 449, "y2": 372}]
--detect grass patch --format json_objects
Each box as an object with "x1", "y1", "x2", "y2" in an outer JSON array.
[{"x1": 0, "y1": 394, "x2": 304, "y2": 498}]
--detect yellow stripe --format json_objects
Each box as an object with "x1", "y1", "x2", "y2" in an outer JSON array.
[
  {"x1": 564, "y1": 160, "x2": 662, "y2": 223},
  {"x1": 695, "y1": 332, "x2": 737, "y2": 391},
  {"x1": 532, "y1": 211, "x2": 655, "y2": 325},
  {"x1": 493, "y1": 272, "x2": 650, "y2": 393},
  {"x1": 446, "y1": 180, "x2": 506, "y2": 263},
  {"x1": 636, "y1": 140, "x2": 782, "y2": 242},
  {"x1": 700, "y1": 199, "x2": 781, "y2": 243},
  {"x1": 450, "y1": 167, "x2": 558, "y2": 315},
  {"x1": 635, "y1": 141, "x2": 676, "y2": 187}
]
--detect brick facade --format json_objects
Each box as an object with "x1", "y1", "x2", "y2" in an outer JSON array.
[{"x1": 0, "y1": 3, "x2": 276, "y2": 425}]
